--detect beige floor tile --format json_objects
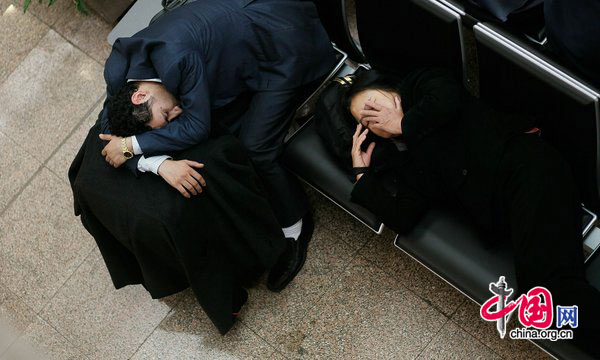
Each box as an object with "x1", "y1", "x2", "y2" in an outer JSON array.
[
  {"x1": 40, "y1": 249, "x2": 175, "y2": 360},
  {"x1": 0, "y1": 0, "x2": 74, "y2": 27},
  {"x1": 0, "y1": 168, "x2": 96, "y2": 312},
  {"x1": 269, "y1": 351, "x2": 287, "y2": 359},
  {"x1": 239, "y1": 221, "x2": 358, "y2": 344},
  {"x1": 131, "y1": 290, "x2": 277, "y2": 360},
  {"x1": 307, "y1": 187, "x2": 377, "y2": 251},
  {"x1": 46, "y1": 100, "x2": 103, "y2": 182},
  {"x1": 417, "y1": 320, "x2": 501, "y2": 359},
  {"x1": 0, "y1": 284, "x2": 9, "y2": 304},
  {"x1": 451, "y1": 300, "x2": 551, "y2": 359},
  {"x1": 0, "y1": 3, "x2": 48, "y2": 85},
  {"x1": 0, "y1": 132, "x2": 41, "y2": 213},
  {"x1": 0, "y1": 30, "x2": 105, "y2": 163},
  {"x1": 359, "y1": 228, "x2": 466, "y2": 316},
  {"x1": 3, "y1": 316, "x2": 86, "y2": 360},
  {"x1": 272, "y1": 256, "x2": 447, "y2": 359},
  {"x1": 0, "y1": 292, "x2": 36, "y2": 355},
  {"x1": 26, "y1": 0, "x2": 76, "y2": 27},
  {"x1": 52, "y1": 6, "x2": 112, "y2": 64}
]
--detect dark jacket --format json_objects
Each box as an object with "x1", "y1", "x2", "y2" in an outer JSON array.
[
  {"x1": 101, "y1": 0, "x2": 336, "y2": 155},
  {"x1": 468, "y1": 0, "x2": 543, "y2": 22},
  {"x1": 350, "y1": 69, "x2": 532, "y2": 234},
  {"x1": 69, "y1": 122, "x2": 287, "y2": 335},
  {"x1": 545, "y1": 0, "x2": 600, "y2": 87}
]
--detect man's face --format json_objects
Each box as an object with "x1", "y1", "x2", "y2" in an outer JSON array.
[
  {"x1": 132, "y1": 82, "x2": 182, "y2": 129},
  {"x1": 350, "y1": 89, "x2": 398, "y2": 138}
]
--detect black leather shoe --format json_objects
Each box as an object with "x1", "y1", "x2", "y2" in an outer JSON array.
[
  {"x1": 267, "y1": 214, "x2": 314, "y2": 292},
  {"x1": 232, "y1": 287, "x2": 248, "y2": 317}
]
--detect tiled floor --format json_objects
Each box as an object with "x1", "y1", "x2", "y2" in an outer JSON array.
[{"x1": 0, "y1": 1, "x2": 552, "y2": 359}]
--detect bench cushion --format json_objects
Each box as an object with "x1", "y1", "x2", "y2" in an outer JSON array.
[
  {"x1": 396, "y1": 209, "x2": 600, "y2": 360},
  {"x1": 283, "y1": 118, "x2": 383, "y2": 233}
]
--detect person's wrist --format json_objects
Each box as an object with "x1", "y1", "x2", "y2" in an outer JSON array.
[{"x1": 157, "y1": 159, "x2": 171, "y2": 176}]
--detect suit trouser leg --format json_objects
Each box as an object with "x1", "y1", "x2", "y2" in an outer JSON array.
[
  {"x1": 495, "y1": 135, "x2": 600, "y2": 353},
  {"x1": 228, "y1": 89, "x2": 308, "y2": 227}
]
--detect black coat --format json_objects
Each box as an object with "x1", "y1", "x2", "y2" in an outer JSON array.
[
  {"x1": 69, "y1": 123, "x2": 287, "y2": 335},
  {"x1": 545, "y1": 0, "x2": 600, "y2": 87},
  {"x1": 350, "y1": 69, "x2": 534, "y2": 234}
]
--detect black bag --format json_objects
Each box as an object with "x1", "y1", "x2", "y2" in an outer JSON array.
[{"x1": 313, "y1": 74, "x2": 357, "y2": 171}]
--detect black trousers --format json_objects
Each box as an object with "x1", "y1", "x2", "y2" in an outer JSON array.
[
  {"x1": 212, "y1": 86, "x2": 316, "y2": 227},
  {"x1": 491, "y1": 134, "x2": 600, "y2": 354}
]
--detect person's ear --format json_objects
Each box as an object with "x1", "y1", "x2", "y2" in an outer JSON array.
[{"x1": 131, "y1": 90, "x2": 149, "y2": 105}]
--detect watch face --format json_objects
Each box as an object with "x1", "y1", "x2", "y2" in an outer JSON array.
[{"x1": 124, "y1": 151, "x2": 133, "y2": 159}]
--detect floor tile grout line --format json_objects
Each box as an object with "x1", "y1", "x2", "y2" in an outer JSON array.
[
  {"x1": 42, "y1": 93, "x2": 106, "y2": 166},
  {"x1": 251, "y1": 242, "x2": 371, "y2": 356},
  {"x1": 0, "y1": 94, "x2": 103, "y2": 355},
  {"x1": 0, "y1": 162, "x2": 44, "y2": 219},
  {"x1": 357, "y1": 236, "x2": 465, "y2": 318},
  {"x1": 238, "y1": 240, "x2": 364, "y2": 356},
  {"x1": 0, "y1": 287, "x2": 37, "y2": 358},
  {"x1": 0, "y1": 93, "x2": 105, "y2": 218},
  {"x1": 128, "y1": 305, "x2": 179, "y2": 359},
  {"x1": 28, "y1": 6, "x2": 110, "y2": 67},
  {"x1": 50, "y1": 28, "x2": 108, "y2": 67},
  {"x1": 447, "y1": 315, "x2": 514, "y2": 360},
  {"x1": 37, "y1": 246, "x2": 95, "y2": 318},
  {"x1": 35, "y1": 246, "x2": 97, "y2": 359},
  {"x1": 9, "y1": 313, "x2": 92, "y2": 360},
  {"x1": 413, "y1": 317, "x2": 451, "y2": 359},
  {"x1": 446, "y1": 297, "x2": 467, "y2": 319},
  {"x1": 0, "y1": 19, "x2": 49, "y2": 90},
  {"x1": 238, "y1": 320, "x2": 291, "y2": 359},
  {"x1": 0, "y1": 130, "x2": 41, "y2": 169},
  {"x1": 355, "y1": 249, "x2": 459, "y2": 320}
]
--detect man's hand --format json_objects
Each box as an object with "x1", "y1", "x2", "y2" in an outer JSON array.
[
  {"x1": 359, "y1": 96, "x2": 404, "y2": 136},
  {"x1": 157, "y1": 160, "x2": 206, "y2": 198},
  {"x1": 351, "y1": 124, "x2": 376, "y2": 181},
  {"x1": 99, "y1": 134, "x2": 129, "y2": 168}
]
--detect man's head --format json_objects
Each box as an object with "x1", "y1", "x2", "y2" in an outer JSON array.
[
  {"x1": 343, "y1": 71, "x2": 402, "y2": 138},
  {"x1": 107, "y1": 81, "x2": 182, "y2": 137}
]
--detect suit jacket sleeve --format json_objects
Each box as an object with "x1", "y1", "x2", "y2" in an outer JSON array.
[
  {"x1": 351, "y1": 171, "x2": 430, "y2": 235},
  {"x1": 400, "y1": 68, "x2": 461, "y2": 146},
  {"x1": 135, "y1": 51, "x2": 211, "y2": 156}
]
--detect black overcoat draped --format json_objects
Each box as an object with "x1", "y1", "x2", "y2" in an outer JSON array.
[{"x1": 68, "y1": 123, "x2": 286, "y2": 334}]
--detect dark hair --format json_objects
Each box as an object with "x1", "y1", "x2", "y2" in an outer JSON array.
[
  {"x1": 107, "y1": 82, "x2": 153, "y2": 137},
  {"x1": 341, "y1": 70, "x2": 403, "y2": 125},
  {"x1": 339, "y1": 70, "x2": 403, "y2": 150}
]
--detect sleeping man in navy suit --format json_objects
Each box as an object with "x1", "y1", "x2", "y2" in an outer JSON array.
[{"x1": 97, "y1": 0, "x2": 337, "y2": 291}]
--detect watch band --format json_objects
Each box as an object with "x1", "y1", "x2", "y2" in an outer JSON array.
[{"x1": 121, "y1": 138, "x2": 133, "y2": 159}]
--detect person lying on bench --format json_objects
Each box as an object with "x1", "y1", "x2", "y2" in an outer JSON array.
[
  {"x1": 97, "y1": 0, "x2": 338, "y2": 292},
  {"x1": 344, "y1": 68, "x2": 600, "y2": 355}
]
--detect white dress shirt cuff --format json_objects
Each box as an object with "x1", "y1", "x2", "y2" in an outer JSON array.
[
  {"x1": 131, "y1": 136, "x2": 142, "y2": 155},
  {"x1": 137, "y1": 155, "x2": 172, "y2": 175}
]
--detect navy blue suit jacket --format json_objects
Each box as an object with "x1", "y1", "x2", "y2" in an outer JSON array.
[{"x1": 101, "y1": 0, "x2": 336, "y2": 157}]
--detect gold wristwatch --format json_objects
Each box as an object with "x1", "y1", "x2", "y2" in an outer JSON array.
[{"x1": 121, "y1": 137, "x2": 133, "y2": 159}]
